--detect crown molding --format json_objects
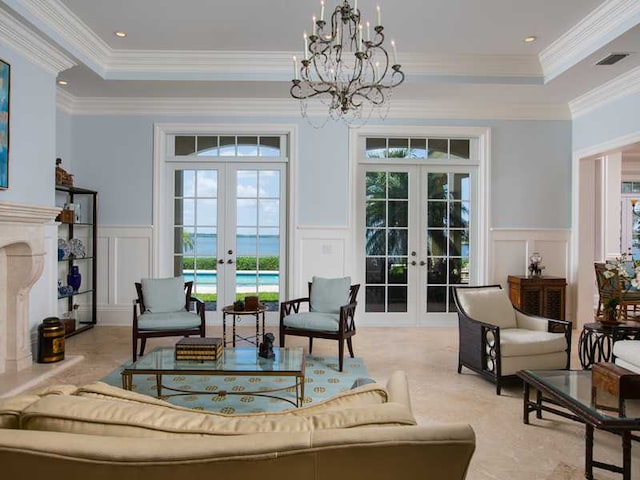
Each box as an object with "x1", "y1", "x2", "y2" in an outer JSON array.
[
  {"x1": 3, "y1": 0, "x2": 109, "y2": 75},
  {"x1": 540, "y1": 0, "x2": 640, "y2": 82},
  {"x1": 56, "y1": 92, "x2": 569, "y2": 120},
  {"x1": 101, "y1": 50, "x2": 542, "y2": 81},
  {"x1": 0, "y1": 7, "x2": 74, "y2": 74},
  {"x1": 569, "y1": 65, "x2": 640, "y2": 118}
]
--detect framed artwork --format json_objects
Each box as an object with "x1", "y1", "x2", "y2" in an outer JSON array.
[{"x1": 0, "y1": 59, "x2": 9, "y2": 189}]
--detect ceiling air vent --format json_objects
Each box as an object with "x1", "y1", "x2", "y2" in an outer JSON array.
[{"x1": 595, "y1": 53, "x2": 631, "y2": 66}]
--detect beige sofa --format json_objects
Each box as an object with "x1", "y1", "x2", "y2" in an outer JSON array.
[{"x1": 0, "y1": 371, "x2": 475, "y2": 479}]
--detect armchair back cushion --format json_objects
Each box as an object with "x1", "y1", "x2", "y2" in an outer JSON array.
[
  {"x1": 141, "y1": 277, "x2": 186, "y2": 313},
  {"x1": 456, "y1": 287, "x2": 517, "y2": 329},
  {"x1": 310, "y1": 276, "x2": 351, "y2": 314}
]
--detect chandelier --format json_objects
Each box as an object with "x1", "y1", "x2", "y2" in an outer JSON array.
[{"x1": 290, "y1": 0, "x2": 405, "y2": 126}]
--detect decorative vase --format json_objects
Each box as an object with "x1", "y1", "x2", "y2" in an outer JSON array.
[
  {"x1": 602, "y1": 308, "x2": 618, "y2": 325},
  {"x1": 67, "y1": 265, "x2": 82, "y2": 292}
]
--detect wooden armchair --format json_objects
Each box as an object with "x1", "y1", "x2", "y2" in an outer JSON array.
[
  {"x1": 453, "y1": 285, "x2": 571, "y2": 395},
  {"x1": 279, "y1": 277, "x2": 360, "y2": 372},
  {"x1": 132, "y1": 277, "x2": 206, "y2": 361}
]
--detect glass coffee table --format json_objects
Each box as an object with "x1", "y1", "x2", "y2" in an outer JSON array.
[
  {"x1": 518, "y1": 369, "x2": 640, "y2": 480},
  {"x1": 121, "y1": 346, "x2": 305, "y2": 407}
]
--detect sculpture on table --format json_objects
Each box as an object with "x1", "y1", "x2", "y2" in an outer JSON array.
[
  {"x1": 259, "y1": 332, "x2": 275, "y2": 359},
  {"x1": 528, "y1": 252, "x2": 545, "y2": 277},
  {"x1": 55, "y1": 158, "x2": 74, "y2": 186}
]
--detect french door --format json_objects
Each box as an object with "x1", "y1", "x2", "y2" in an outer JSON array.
[
  {"x1": 359, "y1": 164, "x2": 476, "y2": 324},
  {"x1": 170, "y1": 163, "x2": 286, "y2": 322}
]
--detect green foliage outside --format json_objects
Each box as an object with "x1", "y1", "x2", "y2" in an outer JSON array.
[
  {"x1": 194, "y1": 292, "x2": 279, "y2": 302},
  {"x1": 182, "y1": 256, "x2": 279, "y2": 271}
]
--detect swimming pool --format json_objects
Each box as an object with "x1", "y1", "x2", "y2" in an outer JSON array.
[{"x1": 183, "y1": 271, "x2": 279, "y2": 286}]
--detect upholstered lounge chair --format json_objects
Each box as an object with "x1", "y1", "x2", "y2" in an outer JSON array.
[
  {"x1": 279, "y1": 277, "x2": 360, "y2": 372},
  {"x1": 453, "y1": 285, "x2": 572, "y2": 395},
  {"x1": 132, "y1": 277, "x2": 206, "y2": 361}
]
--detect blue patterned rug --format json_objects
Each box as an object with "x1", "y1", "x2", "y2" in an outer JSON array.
[{"x1": 101, "y1": 355, "x2": 368, "y2": 414}]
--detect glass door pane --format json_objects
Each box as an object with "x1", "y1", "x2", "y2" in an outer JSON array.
[
  {"x1": 364, "y1": 171, "x2": 410, "y2": 313},
  {"x1": 425, "y1": 171, "x2": 470, "y2": 313},
  {"x1": 173, "y1": 169, "x2": 220, "y2": 311},
  {"x1": 235, "y1": 169, "x2": 281, "y2": 311}
]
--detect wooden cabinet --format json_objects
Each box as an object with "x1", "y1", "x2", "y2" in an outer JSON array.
[{"x1": 507, "y1": 275, "x2": 566, "y2": 321}]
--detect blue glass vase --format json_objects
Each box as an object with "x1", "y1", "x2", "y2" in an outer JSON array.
[{"x1": 67, "y1": 265, "x2": 82, "y2": 292}]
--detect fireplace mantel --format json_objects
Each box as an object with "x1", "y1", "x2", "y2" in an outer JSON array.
[{"x1": 0, "y1": 201, "x2": 60, "y2": 374}]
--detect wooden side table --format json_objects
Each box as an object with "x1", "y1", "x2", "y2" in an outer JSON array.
[
  {"x1": 508, "y1": 275, "x2": 566, "y2": 321},
  {"x1": 222, "y1": 305, "x2": 266, "y2": 347}
]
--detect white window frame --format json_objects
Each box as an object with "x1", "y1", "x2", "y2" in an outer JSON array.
[
  {"x1": 348, "y1": 125, "x2": 492, "y2": 303},
  {"x1": 153, "y1": 123, "x2": 298, "y2": 302}
]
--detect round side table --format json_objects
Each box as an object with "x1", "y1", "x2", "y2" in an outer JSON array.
[
  {"x1": 222, "y1": 305, "x2": 267, "y2": 347},
  {"x1": 578, "y1": 321, "x2": 640, "y2": 369}
]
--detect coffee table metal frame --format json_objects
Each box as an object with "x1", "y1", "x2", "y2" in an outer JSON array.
[
  {"x1": 518, "y1": 369, "x2": 640, "y2": 480},
  {"x1": 222, "y1": 305, "x2": 266, "y2": 347},
  {"x1": 121, "y1": 346, "x2": 305, "y2": 407}
]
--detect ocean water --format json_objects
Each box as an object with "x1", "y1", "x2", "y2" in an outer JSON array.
[{"x1": 184, "y1": 234, "x2": 279, "y2": 256}]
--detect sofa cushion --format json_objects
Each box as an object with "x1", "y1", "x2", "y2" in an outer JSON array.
[
  {"x1": 141, "y1": 277, "x2": 185, "y2": 313},
  {"x1": 75, "y1": 381, "x2": 389, "y2": 414},
  {"x1": 282, "y1": 312, "x2": 339, "y2": 332},
  {"x1": 20, "y1": 394, "x2": 414, "y2": 438},
  {"x1": 0, "y1": 394, "x2": 40, "y2": 429},
  {"x1": 455, "y1": 288, "x2": 517, "y2": 329},
  {"x1": 499, "y1": 329, "x2": 567, "y2": 357},
  {"x1": 310, "y1": 276, "x2": 350, "y2": 314},
  {"x1": 137, "y1": 311, "x2": 202, "y2": 331}
]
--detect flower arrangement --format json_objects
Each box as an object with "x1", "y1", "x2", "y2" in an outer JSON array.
[{"x1": 601, "y1": 253, "x2": 640, "y2": 322}]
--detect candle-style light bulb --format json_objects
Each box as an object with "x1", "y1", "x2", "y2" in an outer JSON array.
[
  {"x1": 304, "y1": 32, "x2": 308, "y2": 60},
  {"x1": 312, "y1": 15, "x2": 316, "y2": 34},
  {"x1": 366, "y1": 21, "x2": 370, "y2": 42},
  {"x1": 320, "y1": 0, "x2": 325, "y2": 22},
  {"x1": 358, "y1": 24, "x2": 363, "y2": 52},
  {"x1": 391, "y1": 39, "x2": 397, "y2": 65},
  {"x1": 293, "y1": 56, "x2": 298, "y2": 80},
  {"x1": 377, "y1": 5, "x2": 381, "y2": 26}
]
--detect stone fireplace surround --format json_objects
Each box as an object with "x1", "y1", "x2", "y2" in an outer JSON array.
[{"x1": 0, "y1": 201, "x2": 60, "y2": 375}]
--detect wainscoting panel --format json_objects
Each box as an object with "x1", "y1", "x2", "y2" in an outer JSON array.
[
  {"x1": 293, "y1": 227, "x2": 352, "y2": 300},
  {"x1": 97, "y1": 226, "x2": 153, "y2": 325},
  {"x1": 490, "y1": 228, "x2": 572, "y2": 322}
]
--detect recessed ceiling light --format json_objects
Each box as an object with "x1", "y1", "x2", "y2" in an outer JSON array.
[
  {"x1": 114, "y1": 31, "x2": 127, "y2": 38},
  {"x1": 57, "y1": 80, "x2": 68, "y2": 86},
  {"x1": 523, "y1": 36, "x2": 537, "y2": 43}
]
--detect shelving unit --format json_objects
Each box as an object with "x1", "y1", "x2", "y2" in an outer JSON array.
[{"x1": 55, "y1": 185, "x2": 98, "y2": 337}]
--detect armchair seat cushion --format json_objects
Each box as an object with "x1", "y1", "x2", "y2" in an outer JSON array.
[
  {"x1": 499, "y1": 329, "x2": 567, "y2": 357},
  {"x1": 613, "y1": 341, "x2": 640, "y2": 373},
  {"x1": 282, "y1": 312, "x2": 339, "y2": 332},
  {"x1": 138, "y1": 311, "x2": 202, "y2": 331}
]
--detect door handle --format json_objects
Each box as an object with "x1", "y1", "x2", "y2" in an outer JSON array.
[
  {"x1": 218, "y1": 259, "x2": 225, "y2": 264},
  {"x1": 227, "y1": 259, "x2": 234, "y2": 264},
  {"x1": 419, "y1": 261, "x2": 426, "y2": 266},
  {"x1": 227, "y1": 249, "x2": 233, "y2": 255},
  {"x1": 410, "y1": 261, "x2": 417, "y2": 266}
]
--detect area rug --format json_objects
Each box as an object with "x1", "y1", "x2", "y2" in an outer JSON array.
[{"x1": 101, "y1": 355, "x2": 369, "y2": 414}]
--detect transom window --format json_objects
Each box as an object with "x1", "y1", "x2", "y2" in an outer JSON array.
[
  {"x1": 174, "y1": 135, "x2": 282, "y2": 157},
  {"x1": 365, "y1": 137, "x2": 470, "y2": 160}
]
